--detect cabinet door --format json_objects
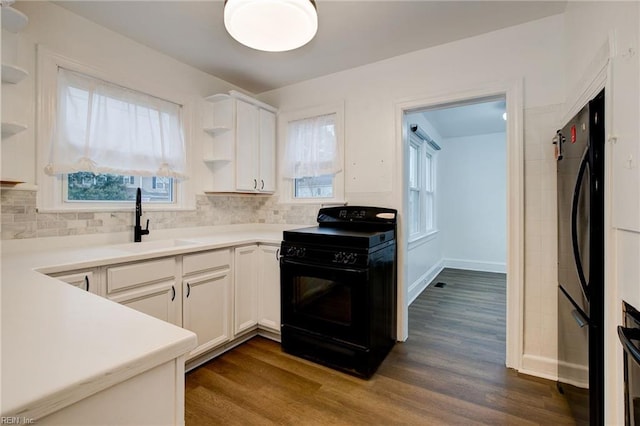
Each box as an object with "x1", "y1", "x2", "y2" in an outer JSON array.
[
  {"x1": 258, "y1": 109, "x2": 276, "y2": 193},
  {"x1": 109, "y1": 281, "x2": 180, "y2": 326},
  {"x1": 235, "y1": 99, "x2": 259, "y2": 191},
  {"x1": 52, "y1": 271, "x2": 96, "y2": 294},
  {"x1": 234, "y1": 245, "x2": 259, "y2": 335},
  {"x1": 183, "y1": 269, "x2": 232, "y2": 359},
  {"x1": 258, "y1": 245, "x2": 281, "y2": 332}
]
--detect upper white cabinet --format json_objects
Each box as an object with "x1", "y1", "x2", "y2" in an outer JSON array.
[{"x1": 203, "y1": 91, "x2": 277, "y2": 194}]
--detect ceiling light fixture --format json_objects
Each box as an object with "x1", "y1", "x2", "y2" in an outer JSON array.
[{"x1": 224, "y1": 0, "x2": 318, "y2": 52}]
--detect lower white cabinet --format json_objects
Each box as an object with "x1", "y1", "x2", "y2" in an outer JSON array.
[
  {"x1": 257, "y1": 244, "x2": 281, "y2": 332},
  {"x1": 50, "y1": 269, "x2": 99, "y2": 294},
  {"x1": 182, "y1": 249, "x2": 232, "y2": 359},
  {"x1": 234, "y1": 244, "x2": 281, "y2": 336},
  {"x1": 106, "y1": 258, "x2": 180, "y2": 326},
  {"x1": 38, "y1": 358, "x2": 186, "y2": 425},
  {"x1": 234, "y1": 245, "x2": 259, "y2": 335}
]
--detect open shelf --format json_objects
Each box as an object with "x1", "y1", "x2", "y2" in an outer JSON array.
[
  {"x1": 2, "y1": 121, "x2": 27, "y2": 138},
  {"x1": 203, "y1": 158, "x2": 232, "y2": 164},
  {"x1": 2, "y1": 64, "x2": 28, "y2": 84},
  {"x1": 0, "y1": 178, "x2": 25, "y2": 186},
  {"x1": 205, "y1": 93, "x2": 231, "y2": 104},
  {"x1": 1, "y1": 6, "x2": 28, "y2": 33},
  {"x1": 204, "y1": 126, "x2": 231, "y2": 136}
]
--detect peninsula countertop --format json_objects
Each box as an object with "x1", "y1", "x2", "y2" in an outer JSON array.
[{"x1": 0, "y1": 224, "x2": 298, "y2": 420}]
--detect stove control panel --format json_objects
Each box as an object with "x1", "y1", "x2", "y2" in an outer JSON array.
[
  {"x1": 333, "y1": 251, "x2": 358, "y2": 265},
  {"x1": 285, "y1": 246, "x2": 306, "y2": 258}
]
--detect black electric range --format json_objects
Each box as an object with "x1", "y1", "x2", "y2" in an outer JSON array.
[{"x1": 280, "y1": 206, "x2": 397, "y2": 378}]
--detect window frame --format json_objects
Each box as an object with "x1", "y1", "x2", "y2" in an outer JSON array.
[
  {"x1": 407, "y1": 132, "x2": 437, "y2": 243},
  {"x1": 278, "y1": 102, "x2": 345, "y2": 204},
  {"x1": 36, "y1": 45, "x2": 194, "y2": 212}
]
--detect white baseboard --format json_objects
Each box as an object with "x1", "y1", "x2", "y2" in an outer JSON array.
[
  {"x1": 555, "y1": 359, "x2": 589, "y2": 388},
  {"x1": 519, "y1": 354, "x2": 559, "y2": 382},
  {"x1": 443, "y1": 258, "x2": 507, "y2": 274},
  {"x1": 408, "y1": 260, "x2": 444, "y2": 305}
]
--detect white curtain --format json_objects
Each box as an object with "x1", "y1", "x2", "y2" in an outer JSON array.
[
  {"x1": 281, "y1": 113, "x2": 341, "y2": 179},
  {"x1": 44, "y1": 68, "x2": 187, "y2": 179}
]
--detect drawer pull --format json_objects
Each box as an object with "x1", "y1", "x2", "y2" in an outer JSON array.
[
  {"x1": 186, "y1": 283, "x2": 191, "y2": 298},
  {"x1": 171, "y1": 285, "x2": 176, "y2": 301},
  {"x1": 84, "y1": 275, "x2": 90, "y2": 292}
]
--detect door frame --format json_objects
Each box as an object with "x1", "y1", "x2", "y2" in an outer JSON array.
[{"x1": 393, "y1": 79, "x2": 524, "y2": 370}]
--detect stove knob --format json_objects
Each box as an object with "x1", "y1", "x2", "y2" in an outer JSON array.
[
  {"x1": 345, "y1": 253, "x2": 357, "y2": 264},
  {"x1": 333, "y1": 252, "x2": 344, "y2": 263},
  {"x1": 298, "y1": 248, "x2": 306, "y2": 258},
  {"x1": 286, "y1": 246, "x2": 297, "y2": 257}
]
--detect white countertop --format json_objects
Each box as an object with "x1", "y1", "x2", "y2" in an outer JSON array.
[{"x1": 0, "y1": 224, "x2": 297, "y2": 420}]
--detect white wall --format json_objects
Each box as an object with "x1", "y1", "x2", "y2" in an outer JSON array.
[
  {"x1": 1, "y1": 1, "x2": 242, "y2": 194},
  {"x1": 260, "y1": 14, "x2": 565, "y2": 374},
  {"x1": 562, "y1": 2, "x2": 640, "y2": 424},
  {"x1": 402, "y1": 113, "x2": 444, "y2": 303},
  {"x1": 438, "y1": 132, "x2": 506, "y2": 272}
]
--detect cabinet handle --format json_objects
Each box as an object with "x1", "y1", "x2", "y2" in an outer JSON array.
[
  {"x1": 253, "y1": 179, "x2": 257, "y2": 189},
  {"x1": 171, "y1": 285, "x2": 176, "y2": 301},
  {"x1": 84, "y1": 275, "x2": 90, "y2": 292},
  {"x1": 261, "y1": 179, "x2": 265, "y2": 190},
  {"x1": 186, "y1": 283, "x2": 191, "y2": 298},
  {"x1": 275, "y1": 248, "x2": 280, "y2": 260}
]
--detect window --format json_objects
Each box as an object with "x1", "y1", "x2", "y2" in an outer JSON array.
[
  {"x1": 36, "y1": 46, "x2": 193, "y2": 211},
  {"x1": 408, "y1": 132, "x2": 437, "y2": 239},
  {"x1": 66, "y1": 173, "x2": 173, "y2": 203},
  {"x1": 280, "y1": 102, "x2": 345, "y2": 203}
]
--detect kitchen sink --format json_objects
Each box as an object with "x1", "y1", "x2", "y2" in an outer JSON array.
[{"x1": 113, "y1": 239, "x2": 198, "y2": 253}]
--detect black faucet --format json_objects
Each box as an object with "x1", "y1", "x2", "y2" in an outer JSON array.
[{"x1": 134, "y1": 187, "x2": 150, "y2": 242}]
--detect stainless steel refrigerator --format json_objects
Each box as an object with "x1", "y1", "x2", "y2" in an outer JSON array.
[{"x1": 555, "y1": 89, "x2": 605, "y2": 426}]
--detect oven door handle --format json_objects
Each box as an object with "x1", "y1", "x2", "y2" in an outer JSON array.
[
  {"x1": 280, "y1": 258, "x2": 367, "y2": 275},
  {"x1": 618, "y1": 325, "x2": 640, "y2": 366}
]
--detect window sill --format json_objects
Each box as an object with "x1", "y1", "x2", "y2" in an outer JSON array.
[
  {"x1": 407, "y1": 229, "x2": 439, "y2": 250},
  {"x1": 37, "y1": 205, "x2": 196, "y2": 214}
]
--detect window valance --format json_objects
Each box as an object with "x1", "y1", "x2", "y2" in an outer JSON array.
[
  {"x1": 44, "y1": 68, "x2": 188, "y2": 179},
  {"x1": 281, "y1": 113, "x2": 341, "y2": 179}
]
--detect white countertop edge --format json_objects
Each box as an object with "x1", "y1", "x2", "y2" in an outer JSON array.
[
  {"x1": 10, "y1": 333, "x2": 197, "y2": 420},
  {"x1": 1, "y1": 223, "x2": 312, "y2": 420}
]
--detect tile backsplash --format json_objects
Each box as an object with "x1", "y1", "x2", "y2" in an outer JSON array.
[{"x1": 0, "y1": 189, "x2": 320, "y2": 240}]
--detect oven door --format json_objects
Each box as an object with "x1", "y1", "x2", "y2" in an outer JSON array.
[{"x1": 280, "y1": 258, "x2": 369, "y2": 346}]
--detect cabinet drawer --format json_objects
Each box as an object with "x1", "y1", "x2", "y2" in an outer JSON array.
[
  {"x1": 51, "y1": 271, "x2": 93, "y2": 293},
  {"x1": 107, "y1": 258, "x2": 175, "y2": 294},
  {"x1": 183, "y1": 249, "x2": 230, "y2": 275}
]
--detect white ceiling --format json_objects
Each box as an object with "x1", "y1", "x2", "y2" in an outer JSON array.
[
  {"x1": 414, "y1": 98, "x2": 507, "y2": 139},
  {"x1": 54, "y1": 1, "x2": 567, "y2": 94}
]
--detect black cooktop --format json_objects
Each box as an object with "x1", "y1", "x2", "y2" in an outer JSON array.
[
  {"x1": 283, "y1": 206, "x2": 397, "y2": 249},
  {"x1": 283, "y1": 226, "x2": 394, "y2": 249}
]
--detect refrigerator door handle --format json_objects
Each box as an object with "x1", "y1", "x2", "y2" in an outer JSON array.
[
  {"x1": 571, "y1": 148, "x2": 590, "y2": 301},
  {"x1": 618, "y1": 326, "x2": 640, "y2": 366},
  {"x1": 560, "y1": 284, "x2": 591, "y2": 326},
  {"x1": 571, "y1": 309, "x2": 588, "y2": 328}
]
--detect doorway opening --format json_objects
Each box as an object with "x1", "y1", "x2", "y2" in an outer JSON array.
[
  {"x1": 394, "y1": 82, "x2": 524, "y2": 370},
  {"x1": 404, "y1": 96, "x2": 508, "y2": 362}
]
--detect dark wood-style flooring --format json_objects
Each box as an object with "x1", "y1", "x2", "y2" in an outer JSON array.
[{"x1": 185, "y1": 268, "x2": 573, "y2": 425}]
